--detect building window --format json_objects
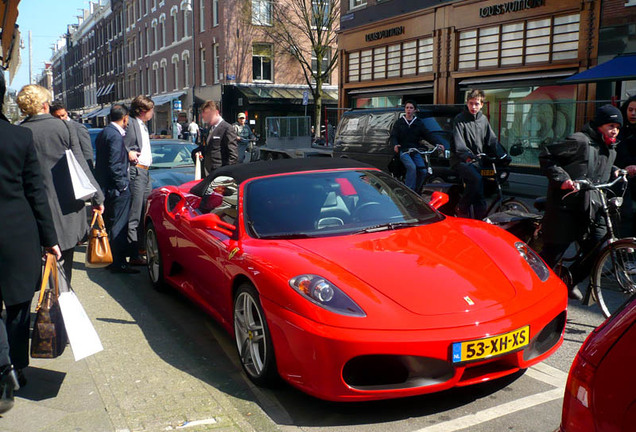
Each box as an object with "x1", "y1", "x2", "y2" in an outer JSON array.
[
  {"x1": 312, "y1": 0, "x2": 329, "y2": 28},
  {"x1": 160, "y1": 15, "x2": 166, "y2": 48},
  {"x1": 199, "y1": 0, "x2": 205, "y2": 30},
  {"x1": 348, "y1": 52, "x2": 359, "y2": 82},
  {"x1": 183, "y1": 52, "x2": 190, "y2": 88},
  {"x1": 213, "y1": 0, "x2": 219, "y2": 26},
  {"x1": 161, "y1": 62, "x2": 167, "y2": 93},
  {"x1": 154, "y1": 67, "x2": 160, "y2": 93},
  {"x1": 457, "y1": 13, "x2": 580, "y2": 70},
  {"x1": 213, "y1": 44, "x2": 220, "y2": 83},
  {"x1": 252, "y1": 43, "x2": 273, "y2": 81},
  {"x1": 349, "y1": 0, "x2": 366, "y2": 10},
  {"x1": 172, "y1": 8, "x2": 179, "y2": 42},
  {"x1": 152, "y1": 21, "x2": 158, "y2": 52},
  {"x1": 311, "y1": 48, "x2": 330, "y2": 83},
  {"x1": 183, "y1": 9, "x2": 189, "y2": 37},
  {"x1": 200, "y1": 48, "x2": 206, "y2": 85},
  {"x1": 146, "y1": 27, "x2": 152, "y2": 55},
  {"x1": 418, "y1": 37, "x2": 434, "y2": 74},
  {"x1": 173, "y1": 57, "x2": 179, "y2": 90},
  {"x1": 252, "y1": 0, "x2": 271, "y2": 25}
]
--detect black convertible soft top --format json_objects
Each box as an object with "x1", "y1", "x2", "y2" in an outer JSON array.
[{"x1": 190, "y1": 158, "x2": 375, "y2": 196}]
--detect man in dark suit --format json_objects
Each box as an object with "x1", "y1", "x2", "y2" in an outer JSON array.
[
  {"x1": 124, "y1": 95, "x2": 155, "y2": 266},
  {"x1": 50, "y1": 102, "x2": 95, "y2": 171},
  {"x1": 95, "y1": 104, "x2": 138, "y2": 274},
  {"x1": 199, "y1": 100, "x2": 238, "y2": 175}
]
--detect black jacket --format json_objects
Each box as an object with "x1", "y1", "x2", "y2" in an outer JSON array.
[
  {"x1": 203, "y1": 119, "x2": 239, "y2": 175},
  {"x1": 451, "y1": 109, "x2": 506, "y2": 164},
  {"x1": 95, "y1": 123, "x2": 130, "y2": 198},
  {"x1": 616, "y1": 123, "x2": 636, "y2": 199},
  {"x1": 539, "y1": 122, "x2": 617, "y2": 244},
  {"x1": 390, "y1": 116, "x2": 428, "y2": 151}
]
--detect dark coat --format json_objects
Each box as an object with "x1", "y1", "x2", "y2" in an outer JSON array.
[
  {"x1": 72, "y1": 121, "x2": 94, "y2": 165},
  {"x1": 95, "y1": 123, "x2": 130, "y2": 197},
  {"x1": 20, "y1": 114, "x2": 104, "y2": 251},
  {"x1": 451, "y1": 109, "x2": 506, "y2": 165},
  {"x1": 615, "y1": 123, "x2": 636, "y2": 199},
  {"x1": 389, "y1": 116, "x2": 428, "y2": 151},
  {"x1": 0, "y1": 116, "x2": 59, "y2": 305},
  {"x1": 539, "y1": 122, "x2": 617, "y2": 244},
  {"x1": 203, "y1": 119, "x2": 239, "y2": 175}
]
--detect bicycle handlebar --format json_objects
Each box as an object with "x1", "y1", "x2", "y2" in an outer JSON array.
[
  {"x1": 562, "y1": 170, "x2": 628, "y2": 199},
  {"x1": 473, "y1": 152, "x2": 510, "y2": 163},
  {"x1": 405, "y1": 146, "x2": 443, "y2": 156}
]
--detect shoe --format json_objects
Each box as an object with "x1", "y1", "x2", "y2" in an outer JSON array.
[
  {"x1": 16, "y1": 369, "x2": 26, "y2": 388},
  {"x1": 108, "y1": 264, "x2": 140, "y2": 274},
  {"x1": 568, "y1": 286, "x2": 583, "y2": 301},
  {"x1": 0, "y1": 364, "x2": 19, "y2": 414},
  {"x1": 129, "y1": 257, "x2": 147, "y2": 266}
]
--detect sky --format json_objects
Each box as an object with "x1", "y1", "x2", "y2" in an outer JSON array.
[{"x1": 9, "y1": 0, "x2": 92, "y2": 91}]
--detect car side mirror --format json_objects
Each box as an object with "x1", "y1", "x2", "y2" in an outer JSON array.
[
  {"x1": 190, "y1": 213, "x2": 236, "y2": 236},
  {"x1": 429, "y1": 191, "x2": 449, "y2": 210}
]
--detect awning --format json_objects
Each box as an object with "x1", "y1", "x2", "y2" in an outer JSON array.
[
  {"x1": 459, "y1": 70, "x2": 575, "y2": 86},
  {"x1": 560, "y1": 53, "x2": 636, "y2": 84},
  {"x1": 102, "y1": 83, "x2": 115, "y2": 96},
  {"x1": 95, "y1": 86, "x2": 105, "y2": 97},
  {"x1": 152, "y1": 90, "x2": 186, "y2": 106},
  {"x1": 84, "y1": 107, "x2": 110, "y2": 119},
  {"x1": 348, "y1": 83, "x2": 433, "y2": 95},
  {"x1": 0, "y1": 0, "x2": 21, "y2": 82},
  {"x1": 234, "y1": 85, "x2": 338, "y2": 104}
]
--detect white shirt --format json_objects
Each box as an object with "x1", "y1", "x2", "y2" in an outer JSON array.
[
  {"x1": 112, "y1": 122, "x2": 126, "y2": 136},
  {"x1": 136, "y1": 117, "x2": 153, "y2": 166},
  {"x1": 188, "y1": 122, "x2": 199, "y2": 134}
]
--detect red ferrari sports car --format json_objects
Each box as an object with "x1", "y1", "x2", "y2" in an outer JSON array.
[{"x1": 144, "y1": 158, "x2": 567, "y2": 401}]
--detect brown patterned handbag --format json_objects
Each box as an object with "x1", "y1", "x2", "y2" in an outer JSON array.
[
  {"x1": 31, "y1": 253, "x2": 67, "y2": 359},
  {"x1": 86, "y1": 210, "x2": 113, "y2": 268}
]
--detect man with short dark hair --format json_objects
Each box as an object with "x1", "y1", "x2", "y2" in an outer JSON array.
[
  {"x1": 125, "y1": 95, "x2": 155, "y2": 266},
  {"x1": 95, "y1": 104, "x2": 138, "y2": 274},
  {"x1": 199, "y1": 100, "x2": 238, "y2": 175},
  {"x1": 50, "y1": 101, "x2": 95, "y2": 170}
]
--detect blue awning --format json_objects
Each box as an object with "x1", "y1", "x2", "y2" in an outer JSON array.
[
  {"x1": 151, "y1": 91, "x2": 186, "y2": 106},
  {"x1": 560, "y1": 53, "x2": 636, "y2": 84}
]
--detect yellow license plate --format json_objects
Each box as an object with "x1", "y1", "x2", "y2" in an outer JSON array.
[
  {"x1": 452, "y1": 326, "x2": 530, "y2": 363},
  {"x1": 480, "y1": 169, "x2": 495, "y2": 176}
]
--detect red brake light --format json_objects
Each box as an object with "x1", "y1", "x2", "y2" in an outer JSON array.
[{"x1": 561, "y1": 353, "x2": 596, "y2": 431}]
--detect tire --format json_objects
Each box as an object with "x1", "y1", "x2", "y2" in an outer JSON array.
[
  {"x1": 145, "y1": 222, "x2": 167, "y2": 292},
  {"x1": 233, "y1": 284, "x2": 278, "y2": 386},
  {"x1": 500, "y1": 199, "x2": 530, "y2": 213},
  {"x1": 264, "y1": 152, "x2": 274, "y2": 161},
  {"x1": 591, "y1": 240, "x2": 636, "y2": 318}
]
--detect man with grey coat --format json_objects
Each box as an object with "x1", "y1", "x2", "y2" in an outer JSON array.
[
  {"x1": 124, "y1": 95, "x2": 155, "y2": 266},
  {"x1": 50, "y1": 102, "x2": 95, "y2": 170}
]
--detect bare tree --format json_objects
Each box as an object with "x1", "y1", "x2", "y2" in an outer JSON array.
[{"x1": 257, "y1": 0, "x2": 339, "y2": 134}]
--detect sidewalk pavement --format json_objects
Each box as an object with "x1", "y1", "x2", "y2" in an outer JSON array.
[{"x1": 1, "y1": 248, "x2": 281, "y2": 432}]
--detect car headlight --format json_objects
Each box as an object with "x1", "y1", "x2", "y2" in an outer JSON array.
[
  {"x1": 289, "y1": 275, "x2": 366, "y2": 317},
  {"x1": 515, "y1": 242, "x2": 549, "y2": 282}
]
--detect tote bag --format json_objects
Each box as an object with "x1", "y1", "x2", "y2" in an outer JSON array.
[
  {"x1": 86, "y1": 210, "x2": 113, "y2": 268},
  {"x1": 66, "y1": 148, "x2": 97, "y2": 201}
]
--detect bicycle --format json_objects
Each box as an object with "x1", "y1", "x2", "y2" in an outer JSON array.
[
  {"x1": 389, "y1": 146, "x2": 444, "y2": 191},
  {"x1": 554, "y1": 171, "x2": 636, "y2": 318}
]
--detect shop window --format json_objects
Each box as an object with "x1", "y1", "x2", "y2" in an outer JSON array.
[
  {"x1": 402, "y1": 41, "x2": 417, "y2": 75},
  {"x1": 387, "y1": 44, "x2": 400, "y2": 77},
  {"x1": 360, "y1": 49, "x2": 372, "y2": 81},
  {"x1": 253, "y1": 43, "x2": 273, "y2": 81},
  {"x1": 348, "y1": 52, "x2": 360, "y2": 82},
  {"x1": 418, "y1": 37, "x2": 434, "y2": 74},
  {"x1": 373, "y1": 47, "x2": 386, "y2": 80}
]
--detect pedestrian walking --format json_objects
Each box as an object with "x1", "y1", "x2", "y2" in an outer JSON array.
[
  {"x1": 188, "y1": 119, "x2": 199, "y2": 144},
  {"x1": 233, "y1": 112, "x2": 256, "y2": 163},
  {"x1": 124, "y1": 95, "x2": 155, "y2": 266},
  {"x1": 17, "y1": 84, "x2": 104, "y2": 284},
  {"x1": 95, "y1": 104, "x2": 138, "y2": 274},
  {"x1": 50, "y1": 101, "x2": 95, "y2": 171},
  {"x1": 198, "y1": 100, "x2": 238, "y2": 175},
  {"x1": 1, "y1": 75, "x2": 62, "y2": 390}
]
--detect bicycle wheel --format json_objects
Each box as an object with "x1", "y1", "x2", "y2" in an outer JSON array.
[
  {"x1": 500, "y1": 199, "x2": 530, "y2": 213},
  {"x1": 591, "y1": 240, "x2": 636, "y2": 318}
]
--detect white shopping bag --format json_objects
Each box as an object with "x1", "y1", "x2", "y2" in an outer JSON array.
[
  {"x1": 194, "y1": 151, "x2": 202, "y2": 181},
  {"x1": 66, "y1": 149, "x2": 97, "y2": 200},
  {"x1": 58, "y1": 290, "x2": 104, "y2": 361}
]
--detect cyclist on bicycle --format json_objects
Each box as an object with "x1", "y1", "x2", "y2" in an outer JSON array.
[
  {"x1": 539, "y1": 104, "x2": 623, "y2": 300},
  {"x1": 451, "y1": 89, "x2": 511, "y2": 219},
  {"x1": 391, "y1": 100, "x2": 435, "y2": 191}
]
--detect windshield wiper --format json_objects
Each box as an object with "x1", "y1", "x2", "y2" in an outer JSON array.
[
  {"x1": 354, "y1": 221, "x2": 420, "y2": 234},
  {"x1": 261, "y1": 233, "x2": 317, "y2": 239}
]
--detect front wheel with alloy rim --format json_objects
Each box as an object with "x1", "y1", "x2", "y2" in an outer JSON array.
[
  {"x1": 145, "y1": 222, "x2": 167, "y2": 291},
  {"x1": 233, "y1": 284, "x2": 278, "y2": 386}
]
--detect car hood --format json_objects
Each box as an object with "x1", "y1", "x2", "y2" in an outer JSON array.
[
  {"x1": 150, "y1": 166, "x2": 195, "y2": 189},
  {"x1": 288, "y1": 222, "x2": 518, "y2": 316}
]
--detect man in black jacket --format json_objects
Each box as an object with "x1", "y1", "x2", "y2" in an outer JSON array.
[
  {"x1": 451, "y1": 89, "x2": 510, "y2": 219},
  {"x1": 95, "y1": 104, "x2": 138, "y2": 274},
  {"x1": 390, "y1": 101, "x2": 430, "y2": 191},
  {"x1": 198, "y1": 100, "x2": 238, "y2": 175},
  {"x1": 539, "y1": 104, "x2": 623, "y2": 299}
]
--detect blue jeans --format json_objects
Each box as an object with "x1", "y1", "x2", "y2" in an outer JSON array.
[{"x1": 400, "y1": 151, "x2": 426, "y2": 191}]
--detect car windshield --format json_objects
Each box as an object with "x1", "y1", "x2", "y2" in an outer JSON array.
[
  {"x1": 244, "y1": 170, "x2": 442, "y2": 239},
  {"x1": 150, "y1": 142, "x2": 196, "y2": 169}
]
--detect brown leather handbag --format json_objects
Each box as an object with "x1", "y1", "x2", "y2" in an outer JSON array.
[
  {"x1": 31, "y1": 253, "x2": 67, "y2": 359},
  {"x1": 86, "y1": 210, "x2": 113, "y2": 268}
]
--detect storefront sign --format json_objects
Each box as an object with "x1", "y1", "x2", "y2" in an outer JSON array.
[
  {"x1": 480, "y1": 0, "x2": 545, "y2": 18},
  {"x1": 365, "y1": 26, "x2": 405, "y2": 42}
]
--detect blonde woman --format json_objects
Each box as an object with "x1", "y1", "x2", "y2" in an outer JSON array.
[{"x1": 17, "y1": 85, "x2": 104, "y2": 283}]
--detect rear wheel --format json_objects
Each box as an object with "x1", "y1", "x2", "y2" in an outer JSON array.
[
  {"x1": 233, "y1": 284, "x2": 278, "y2": 386},
  {"x1": 145, "y1": 222, "x2": 167, "y2": 292},
  {"x1": 592, "y1": 241, "x2": 636, "y2": 318}
]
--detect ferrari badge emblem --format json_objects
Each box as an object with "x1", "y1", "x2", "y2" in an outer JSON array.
[
  {"x1": 228, "y1": 247, "x2": 239, "y2": 260},
  {"x1": 463, "y1": 296, "x2": 475, "y2": 306}
]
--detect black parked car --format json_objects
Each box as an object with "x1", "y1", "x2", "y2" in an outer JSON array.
[{"x1": 332, "y1": 105, "x2": 463, "y2": 183}]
